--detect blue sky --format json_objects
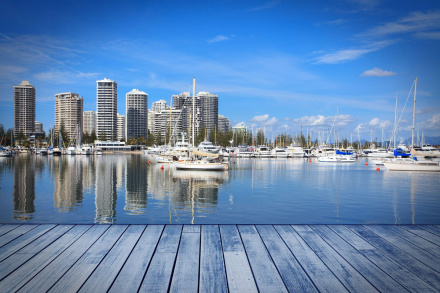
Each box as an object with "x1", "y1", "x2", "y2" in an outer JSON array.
[{"x1": 1, "y1": 0, "x2": 439, "y2": 143}]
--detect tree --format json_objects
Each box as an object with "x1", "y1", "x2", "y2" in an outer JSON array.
[
  {"x1": 256, "y1": 129, "x2": 266, "y2": 146},
  {"x1": 17, "y1": 131, "x2": 26, "y2": 146},
  {"x1": 137, "y1": 137, "x2": 146, "y2": 145},
  {"x1": 99, "y1": 131, "x2": 107, "y2": 141},
  {"x1": 59, "y1": 121, "x2": 69, "y2": 146},
  {"x1": 90, "y1": 130, "x2": 97, "y2": 143},
  {"x1": 146, "y1": 130, "x2": 155, "y2": 146}
]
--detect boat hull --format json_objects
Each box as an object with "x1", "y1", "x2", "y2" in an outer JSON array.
[{"x1": 384, "y1": 162, "x2": 440, "y2": 172}]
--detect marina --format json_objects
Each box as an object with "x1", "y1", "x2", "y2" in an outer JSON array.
[
  {"x1": 0, "y1": 154, "x2": 439, "y2": 225},
  {"x1": 0, "y1": 224, "x2": 439, "y2": 292}
]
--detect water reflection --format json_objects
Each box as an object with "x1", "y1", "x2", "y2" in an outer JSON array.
[
  {"x1": 171, "y1": 169, "x2": 229, "y2": 224},
  {"x1": 125, "y1": 155, "x2": 148, "y2": 215},
  {"x1": 95, "y1": 156, "x2": 118, "y2": 223},
  {"x1": 12, "y1": 155, "x2": 37, "y2": 220},
  {"x1": 53, "y1": 156, "x2": 83, "y2": 212},
  {"x1": 1, "y1": 155, "x2": 439, "y2": 224}
]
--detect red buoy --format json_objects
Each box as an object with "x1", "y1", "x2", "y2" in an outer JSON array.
[
  {"x1": 376, "y1": 167, "x2": 380, "y2": 171},
  {"x1": 160, "y1": 165, "x2": 164, "y2": 170},
  {"x1": 365, "y1": 162, "x2": 368, "y2": 166},
  {"x1": 148, "y1": 160, "x2": 151, "y2": 164},
  {"x1": 309, "y1": 159, "x2": 311, "y2": 163}
]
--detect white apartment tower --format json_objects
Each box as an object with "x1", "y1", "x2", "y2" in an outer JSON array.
[
  {"x1": 96, "y1": 78, "x2": 117, "y2": 140},
  {"x1": 55, "y1": 92, "x2": 84, "y2": 141},
  {"x1": 126, "y1": 89, "x2": 148, "y2": 140},
  {"x1": 13, "y1": 81, "x2": 36, "y2": 138},
  {"x1": 83, "y1": 111, "x2": 96, "y2": 135},
  {"x1": 198, "y1": 91, "x2": 218, "y2": 131},
  {"x1": 117, "y1": 113, "x2": 125, "y2": 141},
  {"x1": 151, "y1": 100, "x2": 168, "y2": 112}
]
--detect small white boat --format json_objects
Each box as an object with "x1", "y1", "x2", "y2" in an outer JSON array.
[
  {"x1": 175, "y1": 158, "x2": 228, "y2": 171},
  {"x1": 256, "y1": 145, "x2": 271, "y2": 158},
  {"x1": 271, "y1": 147, "x2": 289, "y2": 158},
  {"x1": 384, "y1": 159, "x2": 440, "y2": 172},
  {"x1": 197, "y1": 140, "x2": 220, "y2": 154}
]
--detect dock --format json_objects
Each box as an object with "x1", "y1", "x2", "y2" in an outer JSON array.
[{"x1": 0, "y1": 224, "x2": 439, "y2": 292}]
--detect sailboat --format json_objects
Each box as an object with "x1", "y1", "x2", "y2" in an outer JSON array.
[
  {"x1": 174, "y1": 78, "x2": 228, "y2": 171},
  {"x1": 384, "y1": 78, "x2": 440, "y2": 172}
]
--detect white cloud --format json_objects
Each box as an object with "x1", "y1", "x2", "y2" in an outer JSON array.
[
  {"x1": 419, "y1": 113, "x2": 440, "y2": 131},
  {"x1": 234, "y1": 121, "x2": 247, "y2": 128},
  {"x1": 361, "y1": 67, "x2": 396, "y2": 77},
  {"x1": 369, "y1": 118, "x2": 393, "y2": 129},
  {"x1": 292, "y1": 114, "x2": 355, "y2": 128},
  {"x1": 313, "y1": 40, "x2": 394, "y2": 64},
  {"x1": 265, "y1": 117, "x2": 279, "y2": 126},
  {"x1": 362, "y1": 11, "x2": 440, "y2": 38},
  {"x1": 33, "y1": 71, "x2": 99, "y2": 84},
  {"x1": 208, "y1": 35, "x2": 230, "y2": 43},
  {"x1": 251, "y1": 114, "x2": 270, "y2": 122}
]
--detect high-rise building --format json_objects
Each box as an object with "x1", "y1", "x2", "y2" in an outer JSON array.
[
  {"x1": 151, "y1": 100, "x2": 168, "y2": 112},
  {"x1": 126, "y1": 89, "x2": 148, "y2": 140},
  {"x1": 218, "y1": 115, "x2": 229, "y2": 132},
  {"x1": 55, "y1": 92, "x2": 84, "y2": 141},
  {"x1": 198, "y1": 91, "x2": 218, "y2": 131},
  {"x1": 83, "y1": 111, "x2": 96, "y2": 135},
  {"x1": 117, "y1": 113, "x2": 125, "y2": 141},
  {"x1": 153, "y1": 108, "x2": 184, "y2": 140},
  {"x1": 96, "y1": 78, "x2": 117, "y2": 140},
  {"x1": 13, "y1": 81, "x2": 36, "y2": 138},
  {"x1": 34, "y1": 121, "x2": 44, "y2": 133}
]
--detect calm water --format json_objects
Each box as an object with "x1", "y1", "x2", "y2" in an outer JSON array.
[{"x1": 0, "y1": 154, "x2": 439, "y2": 224}]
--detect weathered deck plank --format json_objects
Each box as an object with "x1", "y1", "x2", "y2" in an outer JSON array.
[
  {"x1": 109, "y1": 224, "x2": 164, "y2": 293},
  {"x1": 311, "y1": 225, "x2": 407, "y2": 292},
  {"x1": 238, "y1": 225, "x2": 288, "y2": 292},
  {"x1": 329, "y1": 225, "x2": 438, "y2": 293},
  {"x1": 139, "y1": 225, "x2": 182, "y2": 293},
  {"x1": 274, "y1": 225, "x2": 349, "y2": 293},
  {"x1": 366, "y1": 225, "x2": 440, "y2": 272},
  {"x1": 256, "y1": 225, "x2": 318, "y2": 292},
  {"x1": 17, "y1": 225, "x2": 110, "y2": 293},
  {"x1": 220, "y1": 225, "x2": 258, "y2": 293},
  {"x1": 0, "y1": 224, "x2": 439, "y2": 293},
  {"x1": 199, "y1": 225, "x2": 228, "y2": 293},
  {"x1": 292, "y1": 225, "x2": 379, "y2": 292},
  {"x1": 169, "y1": 225, "x2": 200, "y2": 293},
  {"x1": 348, "y1": 225, "x2": 440, "y2": 291},
  {"x1": 79, "y1": 225, "x2": 145, "y2": 293}
]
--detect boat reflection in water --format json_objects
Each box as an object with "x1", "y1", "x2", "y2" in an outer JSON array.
[{"x1": 168, "y1": 168, "x2": 229, "y2": 224}]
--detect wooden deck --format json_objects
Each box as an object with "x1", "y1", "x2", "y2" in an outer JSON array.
[{"x1": 0, "y1": 225, "x2": 439, "y2": 292}]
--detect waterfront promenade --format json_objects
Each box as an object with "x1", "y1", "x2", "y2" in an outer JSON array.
[{"x1": 0, "y1": 224, "x2": 439, "y2": 292}]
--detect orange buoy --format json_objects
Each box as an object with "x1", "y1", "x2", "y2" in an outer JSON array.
[
  {"x1": 376, "y1": 167, "x2": 380, "y2": 171},
  {"x1": 160, "y1": 165, "x2": 164, "y2": 170},
  {"x1": 365, "y1": 162, "x2": 368, "y2": 166},
  {"x1": 148, "y1": 160, "x2": 150, "y2": 164},
  {"x1": 309, "y1": 159, "x2": 311, "y2": 163}
]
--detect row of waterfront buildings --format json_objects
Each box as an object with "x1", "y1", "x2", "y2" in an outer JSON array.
[{"x1": 12, "y1": 79, "x2": 230, "y2": 143}]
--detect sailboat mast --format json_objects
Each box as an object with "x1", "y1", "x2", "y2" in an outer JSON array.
[
  {"x1": 411, "y1": 77, "x2": 418, "y2": 149},
  {"x1": 192, "y1": 77, "x2": 195, "y2": 149},
  {"x1": 394, "y1": 96, "x2": 397, "y2": 149}
]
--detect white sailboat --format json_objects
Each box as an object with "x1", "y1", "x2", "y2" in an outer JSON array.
[
  {"x1": 173, "y1": 78, "x2": 228, "y2": 171},
  {"x1": 384, "y1": 77, "x2": 440, "y2": 172}
]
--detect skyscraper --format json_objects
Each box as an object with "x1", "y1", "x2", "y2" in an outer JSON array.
[
  {"x1": 126, "y1": 89, "x2": 148, "y2": 140},
  {"x1": 83, "y1": 111, "x2": 96, "y2": 135},
  {"x1": 55, "y1": 92, "x2": 83, "y2": 141},
  {"x1": 13, "y1": 81, "x2": 35, "y2": 138},
  {"x1": 198, "y1": 91, "x2": 218, "y2": 131},
  {"x1": 96, "y1": 78, "x2": 117, "y2": 141},
  {"x1": 117, "y1": 113, "x2": 125, "y2": 141}
]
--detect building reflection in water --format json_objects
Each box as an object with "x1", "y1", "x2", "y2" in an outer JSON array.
[
  {"x1": 95, "y1": 156, "x2": 118, "y2": 223},
  {"x1": 53, "y1": 156, "x2": 83, "y2": 212},
  {"x1": 12, "y1": 155, "x2": 37, "y2": 220},
  {"x1": 125, "y1": 155, "x2": 148, "y2": 214}
]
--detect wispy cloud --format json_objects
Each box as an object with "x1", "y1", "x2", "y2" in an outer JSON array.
[
  {"x1": 361, "y1": 11, "x2": 440, "y2": 38},
  {"x1": 361, "y1": 67, "x2": 396, "y2": 77},
  {"x1": 248, "y1": 0, "x2": 281, "y2": 12},
  {"x1": 208, "y1": 35, "x2": 230, "y2": 43},
  {"x1": 33, "y1": 71, "x2": 99, "y2": 84},
  {"x1": 313, "y1": 40, "x2": 394, "y2": 64},
  {"x1": 292, "y1": 114, "x2": 355, "y2": 128}
]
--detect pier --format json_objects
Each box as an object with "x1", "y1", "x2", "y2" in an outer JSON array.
[{"x1": 0, "y1": 224, "x2": 439, "y2": 292}]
